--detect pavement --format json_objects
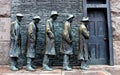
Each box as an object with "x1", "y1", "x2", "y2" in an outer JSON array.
[{"x1": 0, "y1": 65, "x2": 120, "y2": 75}]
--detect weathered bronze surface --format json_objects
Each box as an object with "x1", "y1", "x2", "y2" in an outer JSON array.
[
  {"x1": 42, "y1": 11, "x2": 58, "y2": 71},
  {"x1": 9, "y1": 13, "x2": 24, "y2": 71},
  {"x1": 78, "y1": 17, "x2": 90, "y2": 70},
  {"x1": 26, "y1": 16, "x2": 40, "y2": 71},
  {"x1": 60, "y1": 14, "x2": 74, "y2": 71},
  {"x1": 9, "y1": 13, "x2": 91, "y2": 71}
]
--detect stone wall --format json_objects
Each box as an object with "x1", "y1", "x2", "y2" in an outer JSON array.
[
  {"x1": 0, "y1": 0, "x2": 120, "y2": 65},
  {"x1": 111, "y1": 0, "x2": 120, "y2": 65},
  {"x1": 11, "y1": 0, "x2": 83, "y2": 54},
  {"x1": 11, "y1": 0, "x2": 83, "y2": 65},
  {"x1": 0, "y1": 0, "x2": 10, "y2": 65}
]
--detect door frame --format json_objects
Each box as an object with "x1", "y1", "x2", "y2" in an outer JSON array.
[{"x1": 83, "y1": 0, "x2": 114, "y2": 65}]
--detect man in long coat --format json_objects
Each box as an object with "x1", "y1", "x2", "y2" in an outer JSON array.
[
  {"x1": 78, "y1": 17, "x2": 90, "y2": 70},
  {"x1": 9, "y1": 13, "x2": 24, "y2": 71},
  {"x1": 60, "y1": 14, "x2": 74, "y2": 71},
  {"x1": 26, "y1": 16, "x2": 40, "y2": 71},
  {"x1": 42, "y1": 11, "x2": 58, "y2": 71}
]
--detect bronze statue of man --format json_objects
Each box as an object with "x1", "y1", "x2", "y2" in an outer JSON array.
[
  {"x1": 9, "y1": 13, "x2": 24, "y2": 71},
  {"x1": 60, "y1": 14, "x2": 74, "y2": 71},
  {"x1": 26, "y1": 16, "x2": 40, "y2": 71},
  {"x1": 78, "y1": 17, "x2": 90, "y2": 70},
  {"x1": 42, "y1": 11, "x2": 58, "y2": 71}
]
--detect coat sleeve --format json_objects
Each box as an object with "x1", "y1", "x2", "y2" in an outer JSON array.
[
  {"x1": 81, "y1": 23, "x2": 89, "y2": 39},
  {"x1": 63, "y1": 22, "x2": 71, "y2": 43},
  {"x1": 14, "y1": 22, "x2": 19, "y2": 41},
  {"x1": 46, "y1": 20, "x2": 54, "y2": 39},
  {"x1": 10, "y1": 22, "x2": 15, "y2": 40},
  {"x1": 28, "y1": 23, "x2": 35, "y2": 42}
]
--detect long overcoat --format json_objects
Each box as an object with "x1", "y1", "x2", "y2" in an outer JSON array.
[
  {"x1": 27, "y1": 21, "x2": 38, "y2": 58},
  {"x1": 9, "y1": 20, "x2": 21, "y2": 57},
  {"x1": 60, "y1": 21, "x2": 73, "y2": 55},
  {"x1": 44, "y1": 19, "x2": 56, "y2": 55},
  {"x1": 78, "y1": 23, "x2": 90, "y2": 61}
]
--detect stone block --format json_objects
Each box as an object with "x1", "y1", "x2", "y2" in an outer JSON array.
[
  {"x1": 113, "y1": 41, "x2": 120, "y2": 65},
  {"x1": 0, "y1": 42, "x2": 9, "y2": 65},
  {"x1": 0, "y1": 0, "x2": 11, "y2": 17},
  {"x1": 0, "y1": 18, "x2": 10, "y2": 41}
]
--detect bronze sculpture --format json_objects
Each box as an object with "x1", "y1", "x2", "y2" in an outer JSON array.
[
  {"x1": 26, "y1": 16, "x2": 40, "y2": 71},
  {"x1": 9, "y1": 13, "x2": 24, "y2": 71},
  {"x1": 42, "y1": 11, "x2": 58, "y2": 71},
  {"x1": 78, "y1": 17, "x2": 90, "y2": 70},
  {"x1": 9, "y1": 12, "x2": 91, "y2": 71},
  {"x1": 60, "y1": 14, "x2": 74, "y2": 71}
]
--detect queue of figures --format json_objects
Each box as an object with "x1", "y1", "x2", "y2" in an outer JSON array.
[{"x1": 9, "y1": 11, "x2": 90, "y2": 71}]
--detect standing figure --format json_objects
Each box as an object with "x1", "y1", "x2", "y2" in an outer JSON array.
[
  {"x1": 9, "y1": 13, "x2": 24, "y2": 71},
  {"x1": 26, "y1": 16, "x2": 40, "y2": 71},
  {"x1": 78, "y1": 17, "x2": 90, "y2": 70},
  {"x1": 42, "y1": 11, "x2": 58, "y2": 71},
  {"x1": 60, "y1": 14, "x2": 74, "y2": 71}
]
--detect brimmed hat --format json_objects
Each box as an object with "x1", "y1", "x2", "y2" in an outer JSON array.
[
  {"x1": 50, "y1": 11, "x2": 58, "y2": 17},
  {"x1": 67, "y1": 14, "x2": 74, "y2": 20},
  {"x1": 33, "y1": 16, "x2": 41, "y2": 20},
  {"x1": 81, "y1": 17, "x2": 89, "y2": 22},
  {"x1": 16, "y1": 13, "x2": 24, "y2": 17}
]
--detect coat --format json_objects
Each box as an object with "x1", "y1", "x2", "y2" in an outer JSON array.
[
  {"x1": 60, "y1": 21, "x2": 73, "y2": 55},
  {"x1": 44, "y1": 19, "x2": 56, "y2": 55},
  {"x1": 27, "y1": 21, "x2": 38, "y2": 58},
  {"x1": 9, "y1": 20, "x2": 21, "y2": 57},
  {"x1": 78, "y1": 23, "x2": 90, "y2": 61}
]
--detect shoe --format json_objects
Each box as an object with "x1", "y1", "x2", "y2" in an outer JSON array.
[
  {"x1": 85, "y1": 64, "x2": 89, "y2": 68},
  {"x1": 26, "y1": 64, "x2": 35, "y2": 71},
  {"x1": 63, "y1": 66, "x2": 72, "y2": 71},
  {"x1": 32, "y1": 65, "x2": 37, "y2": 69},
  {"x1": 10, "y1": 65, "x2": 19, "y2": 71},
  {"x1": 10, "y1": 58, "x2": 19, "y2": 71},
  {"x1": 43, "y1": 64, "x2": 53, "y2": 71},
  {"x1": 80, "y1": 66, "x2": 88, "y2": 70},
  {"x1": 26, "y1": 58, "x2": 35, "y2": 71}
]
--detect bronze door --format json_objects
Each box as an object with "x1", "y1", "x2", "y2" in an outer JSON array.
[{"x1": 87, "y1": 9, "x2": 109, "y2": 64}]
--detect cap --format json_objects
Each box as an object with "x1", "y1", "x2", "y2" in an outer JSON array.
[
  {"x1": 81, "y1": 17, "x2": 89, "y2": 22},
  {"x1": 50, "y1": 11, "x2": 58, "y2": 17},
  {"x1": 33, "y1": 16, "x2": 41, "y2": 20},
  {"x1": 67, "y1": 14, "x2": 74, "y2": 20},
  {"x1": 16, "y1": 13, "x2": 24, "y2": 17}
]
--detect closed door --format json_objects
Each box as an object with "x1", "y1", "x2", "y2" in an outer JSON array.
[{"x1": 87, "y1": 9, "x2": 109, "y2": 64}]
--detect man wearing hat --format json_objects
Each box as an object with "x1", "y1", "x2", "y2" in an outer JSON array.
[
  {"x1": 42, "y1": 11, "x2": 58, "y2": 71},
  {"x1": 26, "y1": 16, "x2": 40, "y2": 71},
  {"x1": 78, "y1": 17, "x2": 90, "y2": 70},
  {"x1": 9, "y1": 13, "x2": 24, "y2": 71},
  {"x1": 60, "y1": 14, "x2": 74, "y2": 71}
]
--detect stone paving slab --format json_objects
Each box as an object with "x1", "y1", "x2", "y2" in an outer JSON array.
[{"x1": 0, "y1": 65, "x2": 120, "y2": 75}]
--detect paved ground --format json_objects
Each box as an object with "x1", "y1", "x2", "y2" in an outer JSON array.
[{"x1": 0, "y1": 65, "x2": 120, "y2": 75}]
